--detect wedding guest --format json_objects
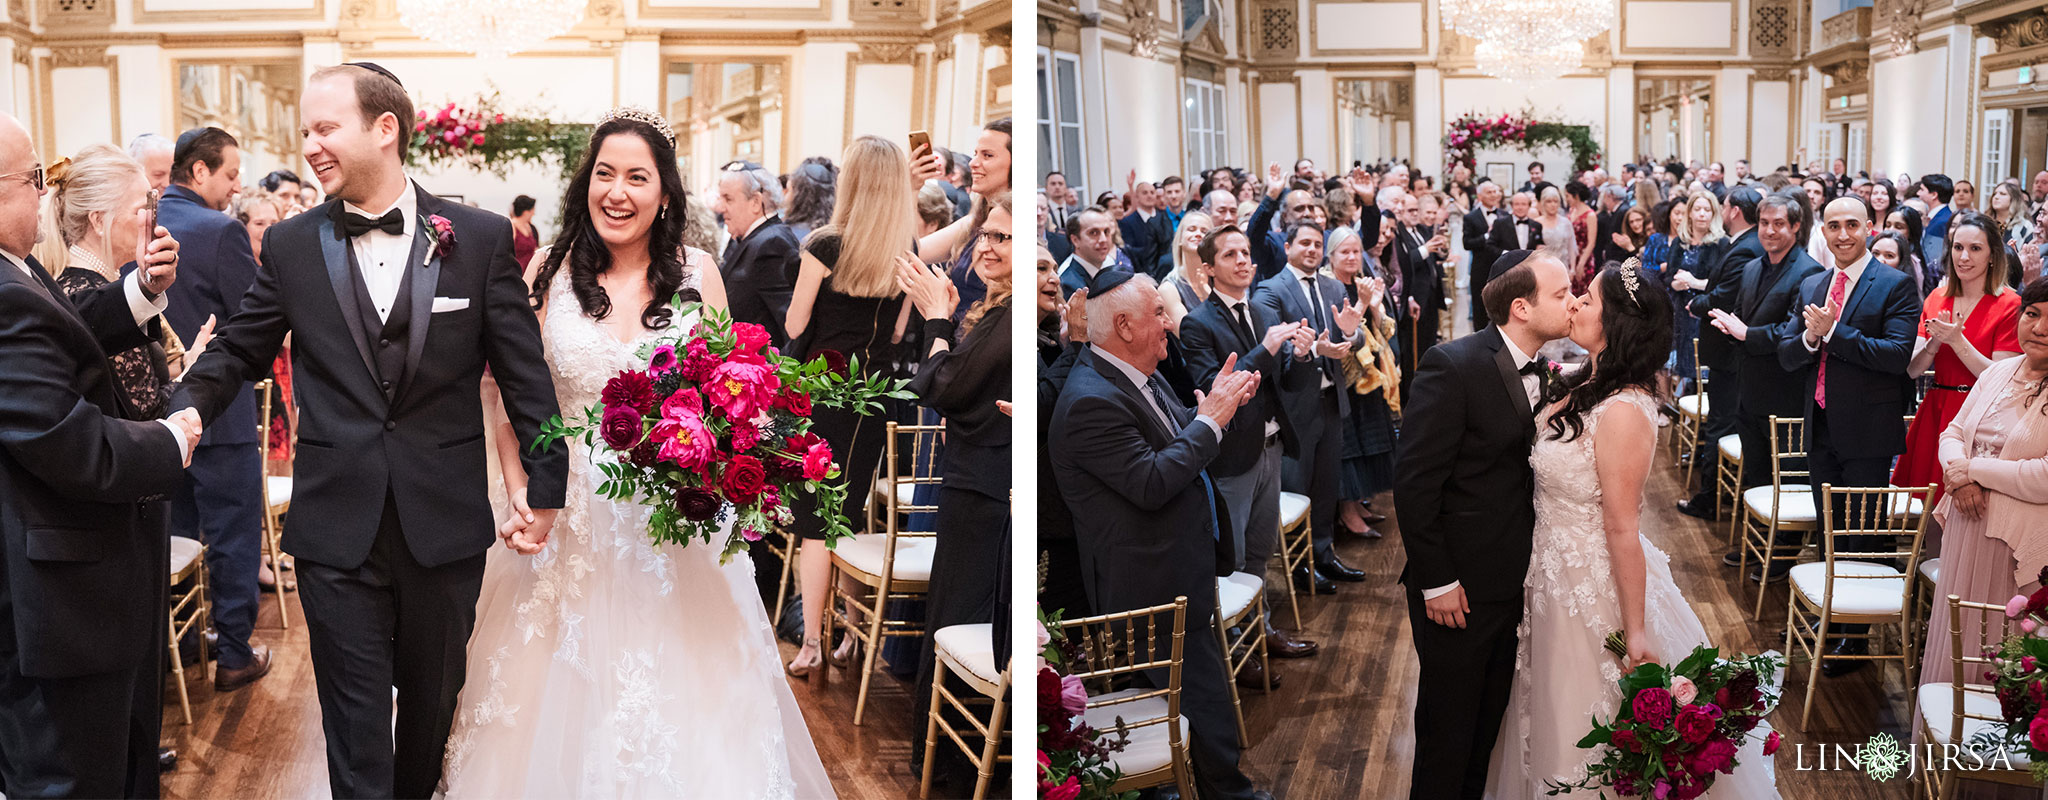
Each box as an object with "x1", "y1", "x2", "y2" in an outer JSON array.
[
  {"x1": 162, "y1": 125, "x2": 272, "y2": 691},
  {"x1": 1919, "y1": 277, "x2": 2048, "y2": 686},
  {"x1": 297, "y1": 184, "x2": 319, "y2": 209},
  {"x1": 1519, "y1": 160, "x2": 1546, "y2": 194},
  {"x1": 915, "y1": 119, "x2": 1010, "y2": 319},
  {"x1": 2034, "y1": 172, "x2": 2048, "y2": 206},
  {"x1": 1677, "y1": 186, "x2": 1762, "y2": 519},
  {"x1": 1392, "y1": 191, "x2": 1449, "y2": 394},
  {"x1": 1044, "y1": 170, "x2": 1077, "y2": 231},
  {"x1": 128, "y1": 132, "x2": 173, "y2": 191},
  {"x1": 1991, "y1": 181, "x2": 2035, "y2": 246},
  {"x1": 1871, "y1": 177, "x2": 1898, "y2": 220},
  {"x1": 1048, "y1": 269, "x2": 1268, "y2": 800},
  {"x1": 1057, "y1": 208, "x2": 1132, "y2": 296},
  {"x1": 1779, "y1": 196, "x2": 1920, "y2": 673},
  {"x1": 1533, "y1": 186, "x2": 1576, "y2": 287},
  {"x1": 899, "y1": 193, "x2": 1012, "y2": 782},
  {"x1": 1119, "y1": 178, "x2": 1172, "y2": 278},
  {"x1": 1329, "y1": 224, "x2": 1400, "y2": 535},
  {"x1": 1921, "y1": 174, "x2": 1958, "y2": 271},
  {"x1": 1608, "y1": 204, "x2": 1649, "y2": 264},
  {"x1": 713, "y1": 160, "x2": 801, "y2": 345},
  {"x1": 783, "y1": 156, "x2": 836, "y2": 243},
  {"x1": 1160, "y1": 209, "x2": 1215, "y2": 330},
  {"x1": 1464, "y1": 181, "x2": 1507, "y2": 329},
  {"x1": 1096, "y1": 191, "x2": 1123, "y2": 219},
  {"x1": 1894, "y1": 213, "x2": 2022, "y2": 504},
  {"x1": 1563, "y1": 181, "x2": 1597, "y2": 292},
  {"x1": 1887, "y1": 206, "x2": 1931, "y2": 292},
  {"x1": 1871, "y1": 230, "x2": 1925, "y2": 296},
  {"x1": 781, "y1": 136, "x2": 915, "y2": 677},
  {"x1": 1203, "y1": 188, "x2": 1239, "y2": 227},
  {"x1": 260, "y1": 169, "x2": 303, "y2": 212},
  {"x1": 1036, "y1": 246, "x2": 1089, "y2": 620},
  {"x1": 1665, "y1": 191, "x2": 1726, "y2": 392},
  {"x1": 508, "y1": 193, "x2": 539, "y2": 270},
  {"x1": 918, "y1": 182, "x2": 954, "y2": 236},
  {"x1": 1956, "y1": 179, "x2": 1980, "y2": 212},
  {"x1": 1478, "y1": 191, "x2": 1544, "y2": 332},
  {"x1": 1246, "y1": 163, "x2": 1320, "y2": 280}
]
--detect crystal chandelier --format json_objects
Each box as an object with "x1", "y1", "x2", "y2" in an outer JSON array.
[
  {"x1": 398, "y1": 0, "x2": 587, "y2": 60},
  {"x1": 1442, "y1": 0, "x2": 1614, "y2": 51},
  {"x1": 1474, "y1": 38, "x2": 1586, "y2": 83}
]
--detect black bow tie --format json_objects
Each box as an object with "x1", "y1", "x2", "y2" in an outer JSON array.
[
  {"x1": 342, "y1": 208, "x2": 405, "y2": 238},
  {"x1": 1518, "y1": 359, "x2": 1547, "y2": 377}
]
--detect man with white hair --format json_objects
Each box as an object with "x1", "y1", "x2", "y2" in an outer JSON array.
[
  {"x1": 128, "y1": 132, "x2": 173, "y2": 191},
  {"x1": 713, "y1": 159, "x2": 802, "y2": 345},
  {"x1": 1203, "y1": 188, "x2": 1238, "y2": 227},
  {"x1": 1050, "y1": 269, "x2": 1271, "y2": 800}
]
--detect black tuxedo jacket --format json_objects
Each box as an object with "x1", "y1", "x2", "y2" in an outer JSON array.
[
  {"x1": 173, "y1": 184, "x2": 567, "y2": 570},
  {"x1": 1720, "y1": 249, "x2": 1827, "y2": 418},
  {"x1": 1392, "y1": 326, "x2": 1538, "y2": 603},
  {"x1": 0, "y1": 258, "x2": 184, "y2": 678},
  {"x1": 1463, "y1": 205, "x2": 1506, "y2": 282},
  {"x1": 1179, "y1": 290, "x2": 1312, "y2": 475},
  {"x1": 1394, "y1": 224, "x2": 1446, "y2": 325},
  {"x1": 1776, "y1": 261, "x2": 1921, "y2": 460},
  {"x1": 1252, "y1": 268, "x2": 1362, "y2": 427},
  {"x1": 1487, "y1": 214, "x2": 1542, "y2": 254},
  {"x1": 1050, "y1": 349, "x2": 1231, "y2": 623},
  {"x1": 1118, "y1": 209, "x2": 1172, "y2": 278},
  {"x1": 1692, "y1": 228, "x2": 1760, "y2": 369},
  {"x1": 721, "y1": 214, "x2": 803, "y2": 346}
]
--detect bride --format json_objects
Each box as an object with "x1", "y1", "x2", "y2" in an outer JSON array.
[
  {"x1": 438, "y1": 108, "x2": 834, "y2": 797},
  {"x1": 1486, "y1": 260, "x2": 1777, "y2": 798}
]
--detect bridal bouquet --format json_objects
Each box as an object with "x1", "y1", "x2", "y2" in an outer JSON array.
[
  {"x1": 532, "y1": 301, "x2": 911, "y2": 560},
  {"x1": 1545, "y1": 638, "x2": 1784, "y2": 798},
  {"x1": 1958, "y1": 567, "x2": 2048, "y2": 780}
]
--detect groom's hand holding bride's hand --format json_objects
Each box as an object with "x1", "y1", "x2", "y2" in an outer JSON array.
[{"x1": 500, "y1": 487, "x2": 561, "y2": 555}]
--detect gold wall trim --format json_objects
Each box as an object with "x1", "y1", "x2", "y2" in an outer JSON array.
[
  {"x1": 133, "y1": 0, "x2": 326, "y2": 24},
  {"x1": 1306, "y1": 0, "x2": 1429, "y2": 57},
  {"x1": 1618, "y1": 0, "x2": 1741, "y2": 57},
  {"x1": 660, "y1": 29, "x2": 805, "y2": 47},
  {"x1": 635, "y1": 0, "x2": 831, "y2": 21},
  {"x1": 659, "y1": 54, "x2": 795, "y2": 172}
]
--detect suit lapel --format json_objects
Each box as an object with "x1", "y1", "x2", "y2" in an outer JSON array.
[
  {"x1": 398, "y1": 187, "x2": 442, "y2": 399},
  {"x1": 319, "y1": 206, "x2": 380, "y2": 385},
  {"x1": 1488, "y1": 328, "x2": 1536, "y2": 421},
  {"x1": 1737, "y1": 254, "x2": 1768, "y2": 317},
  {"x1": 1088, "y1": 351, "x2": 1174, "y2": 444},
  {"x1": 1836, "y1": 262, "x2": 1880, "y2": 330}
]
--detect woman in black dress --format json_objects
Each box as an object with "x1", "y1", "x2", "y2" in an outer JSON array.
[
  {"x1": 783, "y1": 135, "x2": 916, "y2": 676},
  {"x1": 897, "y1": 193, "x2": 1011, "y2": 777},
  {"x1": 1329, "y1": 223, "x2": 1400, "y2": 534}
]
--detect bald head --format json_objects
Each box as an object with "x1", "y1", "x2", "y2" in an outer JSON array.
[
  {"x1": 1821, "y1": 195, "x2": 1872, "y2": 266},
  {"x1": 0, "y1": 113, "x2": 42, "y2": 259}
]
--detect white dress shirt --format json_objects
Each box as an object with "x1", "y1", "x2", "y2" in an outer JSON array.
[
  {"x1": 1288, "y1": 263, "x2": 1338, "y2": 390},
  {"x1": 1, "y1": 248, "x2": 188, "y2": 458},
  {"x1": 342, "y1": 177, "x2": 421, "y2": 323},
  {"x1": 1803, "y1": 251, "x2": 1872, "y2": 351},
  {"x1": 1514, "y1": 217, "x2": 1531, "y2": 249},
  {"x1": 1422, "y1": 331, "x2": 1541, "y2": 602},
  {"x1": 1212, "y1": 285, "x2": 1283, "y2": 438},
  {"x1": 1090, "y1": 345, "x2": 1224, "y2": 441}
]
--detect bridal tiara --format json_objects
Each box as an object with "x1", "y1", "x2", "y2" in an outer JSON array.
[
  {"x1": 600, "y1": 106, "x2": 676, "y2": 149},
  {"x1": 1619, "y1": 257, "x2": 1642, "y2": 305}
]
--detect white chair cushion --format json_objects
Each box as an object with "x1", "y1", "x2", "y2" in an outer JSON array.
[
  {"x1": 933, "y1": 623, "x2": 1001, "y2": 695},
  {"x1": 1917, "y1": 683, "x2": 2034, "y2": 765},
  {"x1": 1082, "y1": 689, "x2": 1191, "y2": 779},
  {"x1": 169, "y1": 536, "x2": 203, "y2": 575},
  {"x1": 871, "y1": 477, "x2": 921, "y2": 509},
  {"x1": 1789, "y1": 560, "x2": 1907, "y2": 616},
  {"x1": 266, "y1": 475, "x2": 292, "y2": 509},
  {"x1": 1278, "y1": 492, "x2": 1310, "y2": 529},
  {"x1": 832, "y1": 533, "x2": 934, "y2": 582},
  {"x1": 1216, "y1": 572, "x2": 1261, "y2": 623},
  {"x1": 1717, "y1": 435, "x2": 1741, "y2": 462},
  {"x1": 1919, "y1": 558, "x2": 1941, "y2": 584},
  {"x1": 1742, "y1": 485, "x2": 1815, "y2": 524},
  {"x1": 1676, "y1": 394, "x2": 1708, "y2": 417}
]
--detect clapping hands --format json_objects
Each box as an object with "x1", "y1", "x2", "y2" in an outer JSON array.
[
  {"x1": 893, "y1": 251, "x2": 958, "y2": 321},
  {"x1": 1801, "y1": 293, "x2": 1843, "y2": 346},
  {"x1": 1195, "y1": 353, "x2": 1260, "y2": 429},
  {"x1": 1706, "y1": 308, "x2": 1748, "y2": 341},
  {"x1": 1925, "y1": 310, "x2": 1963, "y2": 346}
]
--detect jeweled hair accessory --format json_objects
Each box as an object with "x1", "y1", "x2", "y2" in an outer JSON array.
[
  {"x1": 1619, "y1": 256, "x2": 1643, "y2": 304},
  {"x1": 44, "y1": 156, "x2": 72, "y2": 190},
  {"x1": 599, "y1": 106, "x2": 676, "y2": 149}
]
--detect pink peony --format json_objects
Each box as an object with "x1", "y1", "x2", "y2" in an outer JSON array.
[
  {"x1": 660, "y1": 387, "x2": 703, "y2": 422},
  {"x1": 651, "y1": 412, "x2": 715, "y2": 469},
  {"x1": 732, "y1": 321, "x2": 772, "y2": 354},
  {"x1": 706, "y1": 360, "x2": 781, "y2": 421},
  {"x1": 1632, "y1": 687, "x2": 1675, "y2": 729},
  {"x1": 1670, "y1": 675, "x2": 1699, "y2": 706},
  {"x1": 802, "y1": 440, "x2": 834, "y2": 481}
]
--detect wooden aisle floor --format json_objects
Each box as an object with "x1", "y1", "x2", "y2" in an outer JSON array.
[
  {"x1": 1236, "y1": 442, "x2": 1921, "y2": 799},
  {"x1": 158, "y1": 584, "x2": 970, "y2": 798}
]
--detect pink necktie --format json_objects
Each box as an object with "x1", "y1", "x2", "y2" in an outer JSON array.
[{"x1": 1815, "y1": 269, "x2": 1850, "y2": 409}]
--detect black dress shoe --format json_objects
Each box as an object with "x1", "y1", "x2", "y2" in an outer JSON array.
[
  {"x1": 1722, "y1": 549, "x2": 1744, "y2": 567},
  {"x1": 1237, "y1": 658, "x2": 1280, "y2": 691},
  {"x1": 158, "y1": 748, "x2": 177, "y2": 773},
  {"x1": 1317, "y1": 555, "x2": 1366, "y2": 582},
  {"x1": 1264, "y1": 618, "x2": 1319, "y2": 658},
  {"x1": 1292, "y1": 566, "x2": 1336, "y2": 595},
  {"x1": 1821, "y1": 639, "x2": 1870, "y2": 677},
  {"x1": 1675, "y1": 498, "x2": 1717, "y2": 521}
]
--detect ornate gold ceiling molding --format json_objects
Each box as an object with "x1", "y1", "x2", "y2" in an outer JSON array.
[
  {"x1": 635, "y1": 0, "x2": 830, "y2": 21},
  {"x1": 1876, "y1": 0, "x2": 1927, "y2": 57},
  {"x1": 132, "y1": 0, "x2": 327, "y2": 24}
]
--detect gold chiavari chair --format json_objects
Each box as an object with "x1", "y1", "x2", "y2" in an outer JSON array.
[
  {"x1": 1740, "y1": 416, "x2": 1816, "y2": 619},
  {"x1": 1273, "y1": 492, "x2": 1312, "y2": 629},
  {"x1": 1913, "y1": 595, "x2": 2041, "y2": 800},
  {"x1": 168, "y1": 536, "x2": 211, "y2": 725},
  {"x1": 919, "y1": 623, "x2": 1009, "y2": 799},
  {"x1": 1713, "y1": 432, "x2": 1742, "y2": 543},
  {"x1": 1061, "y1": 598, "x2": 1195, "y2": 795},
  {"x1": 829, "y1": 421, "x2": 942, "y2": 725},
  {"x1": 1215, "y1": 571, "x2": 1268, "y2": 743},
  {"x1": 1674, "y1": 339, "x2": 1709, "y2": 487},
  {"x1": 1783, "y1": 484, "x2": 1933, "y2": 730},
  {"x1": 255, "y1": 379, "x2": 292, "y2": 628}
]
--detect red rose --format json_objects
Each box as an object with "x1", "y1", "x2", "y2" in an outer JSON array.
[
  {"x1": 732, "y1": 321, "x2": 772, "y2": 353},
  {"x1": 1610, "y1": 728, "x2": 1641, "y2": 753},
  {"x1": 601, "y1": 370, "x2": 657, "y2": 413},
  {"x1": 720, "y1": 454, "x2": 768, "y2": 503},
  {"x1": 674, "y1": 486, "x2": 722, "y2": 521},
  {"x1": 1675, "y1": 704, "x2": 1721, "y2": 744},
  {"x1": 1762, "y1": 730, "x2": 1781, "y2": 756},
  {"x1": 777, "y1": 388, "x2": 813, "y2": 416},
  {"x1": 599, "y1": 405, "x2": 644, "y2": 451},
  {"x1": 802, "y1": 441, "x2": 834, "y2": 481}
]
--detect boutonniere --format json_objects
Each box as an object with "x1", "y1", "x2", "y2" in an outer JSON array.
[
  {"x1": 1536, "y1": 359, "x2": 1569, "y2": 404},
  {"x1": 424, "y1": 213, "x2": 455, "y2": 262}
]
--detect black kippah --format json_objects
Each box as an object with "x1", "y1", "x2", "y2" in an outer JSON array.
[
  {"x1": 344, "y1": 61, "x2": 403, "y2": 88},
  {"x1": 1086, "y1": 266, "x2": 1137, "y2": 297},
  {"x1": 1490, "y1": 249, "x2": 1536, "y2": 281}
]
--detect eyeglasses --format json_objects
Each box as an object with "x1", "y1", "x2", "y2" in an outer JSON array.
[
  {"x1": 980, "y1": 230, "x2": 1013, "y2": 246},
  {"x1": 0, "y1": 165, "x2": 45, "y2": 191}
]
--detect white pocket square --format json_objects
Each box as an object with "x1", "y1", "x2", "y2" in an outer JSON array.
[{"x1": 431, "y1": 297, "x2": 470, "y2": 313}]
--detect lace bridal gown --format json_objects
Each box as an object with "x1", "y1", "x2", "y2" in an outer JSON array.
[
  {"x1": 1486, "y1": 391, "x2": 1778, "y2": 799},
  {"x1": 439, "y1": 253, "x2": 835, "y2": 798}
]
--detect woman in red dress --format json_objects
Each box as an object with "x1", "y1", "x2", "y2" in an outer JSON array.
[{"x1": 1894, "y1": 212, "x2": 2023, "y2": 502}]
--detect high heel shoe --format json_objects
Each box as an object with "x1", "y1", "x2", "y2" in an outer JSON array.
[
  {"x1": 828, "y1": 637, "x2": 863, "y2": 669},
  {"x1": 786, "y1": 639, "x2": 823, "y2": 678}
]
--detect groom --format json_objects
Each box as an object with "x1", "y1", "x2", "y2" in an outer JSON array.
[
  {"x1": 1394, "y1": 250, "x2": 1572, "y2": 798},
  {"x1": 173, "y1": 63, "x2": 567, "y2": 798}
]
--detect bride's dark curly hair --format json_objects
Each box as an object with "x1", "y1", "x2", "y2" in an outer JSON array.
[
  {"x1": 1546, "y1": 260, "x2": 1674, "y2": 442},
  {"x1": 531, "y1": 115, "x2": 701, "y2": 329}
]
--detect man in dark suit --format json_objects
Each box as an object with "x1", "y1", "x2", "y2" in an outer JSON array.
[
  {"x1": 1044, "y1": 170, "x2": 1079, "y2": 232},
  {"x1": 1252, "y1": 221, "x2": 1370, "y2": 592},
  {"x1": 1775, "y1": 195, "x2": 1919, "y2": 674},
  {"x1": 173, "y1": 64, "x2": 568, "y2": 798},
  {"x1": 0, "y1": 110, "x2": 196, "y2": 798},
  {"x1": 1395, "y1": 249, "x2": 1574, "y2": 799},
  {"x1": 1474, "y1": 191, "x2": 1544, "y2": 333},
  {"x1": 1703, "y1": 193, "x2": 1826, "y2": 566},
  {"x1": 159, "y1": 126, "x2": 274, "y2": 691},
  {"x1": 1919, "y1": 173, "x2": 1956, "y2": 271},
  {"x1": 713, "y1": 160, "x2": 801, "y2": 345},
  {"x1": 1245, "y1": 162, "x2": 1319, "y2": 280},
  {"x1": 1050, "y1": 270, "x2": 1270, "y2": 800},
  {"x1": 1676, "y1": 186, "x2": 1765, "y2": 519},
  {"x1": 1392, "y1": 192, "x2": 1449, "y2": 398},
  {"x1": 1463, "y1": 181, "x2": 1506, "y2": 329},
  {"x1": 1057, "y1": 209, "x2": 1133, "y2": 297},
  {"x1": 1517, "y1": 160, "x2": 1546, "y2": 195},
  {"x1": 1117, "y1": 179, "x2": 1172, "y2": 278},
  {"x1": 1179, "y1": 225, "x2": 1319, "y2": 670},
  {"x1": 1038, "y1": 191, "x2": 1072, "y2": 264}
]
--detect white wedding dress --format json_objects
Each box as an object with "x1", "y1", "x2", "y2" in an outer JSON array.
[
  {"x1": 1485, "y1": 390, "x2": 1777, "y2": 799},
  {"x1": 439, "y1": 256, "x2": 835, "y2": 798}
]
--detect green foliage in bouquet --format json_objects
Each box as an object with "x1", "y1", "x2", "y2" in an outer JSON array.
[{"x1": 1547, "y1": 638, "x2": 1784, "y2": 798}]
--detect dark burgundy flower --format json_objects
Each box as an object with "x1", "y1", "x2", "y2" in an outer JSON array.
[
  {"x1": 1610, "y1": 728, "x2": 1641, "y2": 753},
  {"x1": 720, "y1": 454, "x2": 769, "y2": 504},
  {"x1": 777, "y1": 388, "x2": 813, "y2": 416},
  {"x1": 602, "y1": 370, "x2": 657, "y2": 413},
  {"x1": 627, "y1": 439, "x2": 659, "y2": 468},
  {"x1": 815, "y1": 348, "x2": 849, "y2": 378},
  {"x1": 674, "y1": 486, "x2": 721, "y2": 521},
  {"x1": 1632, "y1": 687, "x2": 1674, "y2": 728},
  {"x1": 599, "y1": 405, "x2": 644, "y2": 451},
  {"x1": 1674, "y1": 704, "x2": 1719, "y2": 744},
  {"x1": 679, "y1": 338, "x2": 718, "y2": 382}
]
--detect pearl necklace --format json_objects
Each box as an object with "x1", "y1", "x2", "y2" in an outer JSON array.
[{"x1": 67, "y1": 245, "x2": 117, "y2": 283}]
